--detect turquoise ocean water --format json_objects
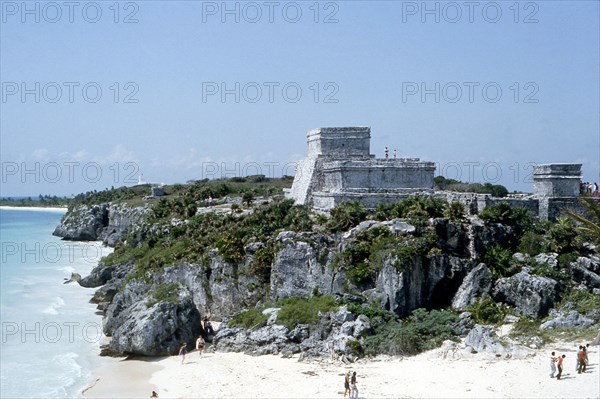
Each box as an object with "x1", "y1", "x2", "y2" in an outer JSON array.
[{"x1": 0, "y1": 208, "x2": 111, "y2": 398}]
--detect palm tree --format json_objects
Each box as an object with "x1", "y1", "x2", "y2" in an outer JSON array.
[{"x1": 566, "y1": 197, "x2": 600, "y2": 244}]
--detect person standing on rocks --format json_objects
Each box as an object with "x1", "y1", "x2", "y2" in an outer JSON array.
[
  {"x1": 178, "y1": 343, "x2": 187, "y2": 365},
  {"x1": 556, "y1": 354, "x2": 566, "y2": 380},
  {"x1": 550, "y1": 351, "x2": 557, "y2": 378},
  {"x1": 350, "y1": 371, "x2": 358, "y2": 399}
]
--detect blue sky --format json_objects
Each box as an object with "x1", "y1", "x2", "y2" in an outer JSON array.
[{"x1": 1, "y1": 0, "x2": 599, "y2": 196}]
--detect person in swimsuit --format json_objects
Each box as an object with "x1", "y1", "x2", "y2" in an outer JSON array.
[
  {"x1": 343, "y1": 371, "x2": 350, "y2": 397},
  {"x1": 196, "y1": 335, "x2": 205, "y2": 356},
  {"x1": 178, "y1": 343, "x2": 187, "y2": 364}
]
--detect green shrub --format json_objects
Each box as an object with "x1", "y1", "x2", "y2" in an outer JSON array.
[
  {"x1": 560, "y1": 290, "x2": 600, "y2": 315},
  {"x1": 546, "y1": 217, "x2": 579, "y2": 254},
  {"x1": 482, "y1": 245, "x2": 515, "y2": 277},
  {"x1": 466, "y1": 296, "x2": 507, "y2": 325},
  {"x1": 362, "y1": 308, "x2": 458, "y2": 356},
  {"x1": 345, "y1": 302, "x2": 397, "y2": 323},
  {"x1": 249, "y1": 243, "x2": 277, "y2": 283},
  {"x1": 517, "y1": 230, "x2": 546, "y2": 256},
  {"x1": 276, "y1": 295, "x2": 338, "y2": 330},
  {"x1": 444, "y1": 201, "x2": 466, "y2": 222},
  {"x1": 346, "y1": 338, "x2": 363, "y2": 356},
  {"x1": 480, "y1": 203, "x2": 533, "y2": 229},
  {"x1": 228, "y1": 307, "x2": 269, "y2": 329},
  {"x1": 328, "y1": 201, "x2": 367, "y2": 232},
  {"x1": 146, "y1": 283, "x2": 180, "y2": 307}
]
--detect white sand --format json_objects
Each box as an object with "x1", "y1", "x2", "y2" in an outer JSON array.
[
  {"x1": 82, "y1": 357, "x2": 161, "y2": 398},
  {"x1": 85, "y1": 343, "x2": 599, "y2": 399}
]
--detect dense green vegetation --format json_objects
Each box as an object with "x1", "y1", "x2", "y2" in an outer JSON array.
[
  {"x1": 71, "y1": 176, "x2": 293, "y2": 208},
  {"x1": 146, "y1": 283, "x2": 180, "y2": 308},
  {"x1": 86, "y1": 189, "x2": 600, "y2": 359},
  {"x1": 332, "y1": 225, "x2": 437, "y2": 286},
  {"x1": 361, "y1": 308, "x2": 458, "y2": 356},
  {"x1": 228, "y1": 295, "x2": 338, "y2": 330},
  {"x1": 275, "y1": 295, "x2": 338, "y2": 330},
  {"x1": 434, "y1": 176, "x2": 509, "y2": 197},
  {"x1": 107, "y1": 198, "x2": 312, "y2": 283},
  {"x1": 478, "y1": 203, "x2": 586, "y2": 284},
  {"x1": 0, "y1": 195, "x2": 70, "y2": 207},
  {"x1": 466, "y1": 296, "x2": 508, "y2": 325}
]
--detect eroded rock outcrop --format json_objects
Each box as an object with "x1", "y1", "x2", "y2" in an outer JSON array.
[
  {"x1": 451, "y1": 263, "x2": 493, "y2": 310},
  {"x1": 214, "y1": 306, "x2": 365, "y2": 359},
  {"x1": 53, "y1": 203, "x2": 148, "y2": 246},
  {"x1": 493, "y1": 271, "x2": 559, "y2": 318}
]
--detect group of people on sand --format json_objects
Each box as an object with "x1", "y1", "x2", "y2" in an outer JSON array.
[
  {"x1": 343, "y1": 371, "x2": 359, "y2": 399},
  {"x1": 177, "y1": 317, "x2": 214, "y2": 364},
  {"x1": 550, "y1": 344, "x2": 590, "y2": 380}
]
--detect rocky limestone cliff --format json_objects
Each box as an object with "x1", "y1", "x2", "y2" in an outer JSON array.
[
  {"x1": 53, "y1": 203, "x2": 149, "y2": 246},
  {"x1": 58, "y1": 204, "x2": 600, "y2": 358}
]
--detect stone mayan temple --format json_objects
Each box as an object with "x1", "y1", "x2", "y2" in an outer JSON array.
[
  {"x1": 286, "y1": 126, "x2": 586, "y2": 220},
  {"x1": 285, "y1": 127, "x2": 435, "y2": 210}
]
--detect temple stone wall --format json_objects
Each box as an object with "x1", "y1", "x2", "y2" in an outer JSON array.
[
  {"x1": 533, "y1": 164, "x2": 581, "y2": 198},
  {"x1": 286, "y1": 127, "x2": 586, "y2": 221},
  {"x1": 307, "y1": 127, "x2": 372, "y2": 158},
  {"x1": 287, "y1": 127, "x2": 435, "y2": 207}
]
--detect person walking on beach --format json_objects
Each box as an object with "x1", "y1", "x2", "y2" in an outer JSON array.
[
  {"x1": 578, "y1": 346, "x2": 587, "y2": 373},
  {"x1": 550, "y1": 351, "x2": 557, "y2": 378},
  {"x1": 556, "y1": 354, "x2": 565, "y2": 380},
  {"x1": 350, "y1": 371, "x2": 358, "y2": 399},
  {"x1": 343, "y1": 371, "x2": 351, "y2": 397},
  {"x1": 576, "y1": 346, "x2": 582, "y2": 372},
  {"x1": 178, "y1": 343, "x2": 187, "y2": 364},
  {"x1": 196, "y1": 335, "x2": 205, "y2": 357}
]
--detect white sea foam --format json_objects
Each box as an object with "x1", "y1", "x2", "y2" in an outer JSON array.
[
  {"x1": 1, "y1": 208, "x2": 106, "y2": 398},
  {"x1": 0, "y1": 206, "x2": 67, "y2": 213},
  {"x1": 42, "y1": 296, "x2": 66, "y2": 315}
]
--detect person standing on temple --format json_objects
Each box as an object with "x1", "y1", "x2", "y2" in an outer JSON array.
[
  {"x1": 384, "y1": 146, "x2": 389, "y2": 159},
  {"x1": 393, "y1": 149, "x2": 397, "y2": 159}
]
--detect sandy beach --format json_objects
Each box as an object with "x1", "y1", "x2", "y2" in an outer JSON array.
[{"x1": 84, "y1": 342, "x2": 599, "y2": 399}]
